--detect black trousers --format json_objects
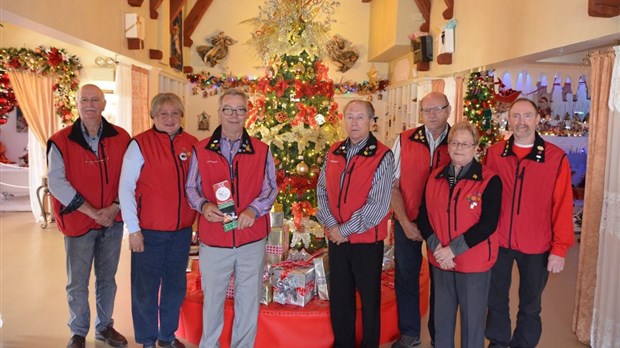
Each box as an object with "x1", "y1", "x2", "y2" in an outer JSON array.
[
  {"x1": 329, "y1": 240, "x2": 384, "y2": 348},
  {"x1": 485, "y1": 247, "x2": 550, "y2": 348}
]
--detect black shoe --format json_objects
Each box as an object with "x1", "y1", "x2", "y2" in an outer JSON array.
[
  {"x1": 392, "y1": 335, "x2": 421, "y2": 348},
  {"x1": 158, "y1": 338, "x2": 186, "y2": 348},
  {"x1": 95, "y1": 325, "x2": 128, "y2": 347},
  {"x1": 66, "y1": 335, "x2": 85, "y2": 348}
]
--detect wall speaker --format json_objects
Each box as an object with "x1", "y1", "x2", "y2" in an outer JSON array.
[{"x1": 412, "y1": 35, "x2": 433, "y2": 63}]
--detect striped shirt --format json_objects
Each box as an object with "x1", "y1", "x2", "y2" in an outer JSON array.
[
  {"x1": 185, "y1": 135, "x2": 278, "y2": 218},
  {"x1": 316, "y1": 136, "x2": 395, "y2": 237}
]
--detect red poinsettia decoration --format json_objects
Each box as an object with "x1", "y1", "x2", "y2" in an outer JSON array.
[{"x1": 0, "y1": 73, "x2": 17, "y2": 119}]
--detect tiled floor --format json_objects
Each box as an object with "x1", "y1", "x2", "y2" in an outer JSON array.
[{"x1": 0, "y1": 211, "x2": 587, "y2": 347}]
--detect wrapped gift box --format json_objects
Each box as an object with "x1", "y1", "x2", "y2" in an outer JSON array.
[
  {"x1": 260, "y1": 280, "x2": 272, "y2": 305},
  {"x1": 265, "y1": 227, "x2": 289, "y2": 264},
  {"x1": 226, "y1": 273, "x2": 235, "y2": 298},
  {"x1": 271, "y1": 264, "x2": 315, "y2": 307},
  {"x1": 270, "y1": 202, "x2": 284, "y2": 227},
  {"x1": 313, "y1": 252, "x2": 329, "y2": 300}
]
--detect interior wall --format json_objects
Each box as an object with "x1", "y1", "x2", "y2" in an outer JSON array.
[
  {"x1": 388, "y1": 0, "x2": 620, "y2": 80},
  {"x1": 1, "y1": 0, "x2": 155, "y2": 68}
]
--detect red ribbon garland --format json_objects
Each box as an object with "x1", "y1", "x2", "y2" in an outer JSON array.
[
  {"x1": 293, "y1": 103, "x2": 318, "y2": 128},
  {"x1": 291, "y1": 201, "x2": 318, "y2": 230}
]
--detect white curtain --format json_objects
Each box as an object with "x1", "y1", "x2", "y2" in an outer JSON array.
[
  {"x1": 114, "y1": 62, "x2": 133, "y2": 135},
  {"x1": 591, "y1": 46, "x2": 620, "y2": 348}
]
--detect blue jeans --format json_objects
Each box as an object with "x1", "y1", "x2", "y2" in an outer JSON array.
[
  {"x1": 394, "y1": 220, "x2": 435, "y2": 340},
  {"x1": 131, "y1": 227, "x2": 192, "y2": 345},
  {"x1": 65, "y1": 221, "x2": 123, "y2": 336}
]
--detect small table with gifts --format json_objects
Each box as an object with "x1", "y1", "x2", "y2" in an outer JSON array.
[{"x1": 176, "y1": 258, "x2": 429, "y2": 347}]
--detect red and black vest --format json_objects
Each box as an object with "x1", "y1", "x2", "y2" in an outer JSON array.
[
  {"x1": 47, "y1": 118, "x2": 130, "y2": 237},
  {"x1": 133, "y1": 127, "x2": 198, "y2": 231},
  {"x1": 194, "y1": 126, "x2": 270, "y2": 247},
  {"x1": 424, "y1": 161, "x2": 499, "y2": 273},
  {"x1": 399, "y1": 125, "x2": 450, "y2": 221},
  {"x1": 325, "y1": 133, "x2": 391, "y2": 244},
  {"x1": 485, "y1": 133, "x2": 567, "y2": 254}
]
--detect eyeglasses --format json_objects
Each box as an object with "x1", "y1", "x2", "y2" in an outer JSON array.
[
  {"x1": 220, "y1": 107, "x2": 247, "y2": 116},
  {"x1": 449, "y1": 141, "x2": 477, "y2": 149},
  {"x1": 421, "y1": 104, "x2": 449, "y2": 115}
]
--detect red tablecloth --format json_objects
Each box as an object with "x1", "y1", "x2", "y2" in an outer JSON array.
[{"x1": 177, "y1": 260, "x2": 429, "y2": 347}]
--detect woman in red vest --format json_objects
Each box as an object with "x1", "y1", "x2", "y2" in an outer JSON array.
[
  {"x1": 417, "y1": 121, "x2": 502, "y2": 348},
  {"x1": 118, "y1": 93, "x2": 198, "y2": 348}
]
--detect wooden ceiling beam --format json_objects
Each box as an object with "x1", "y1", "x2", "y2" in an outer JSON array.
[
  {"x1": 414, "y1": 0, "x2": 431, "y2": 32},
  {"x1": 170, "y1": 0, "x2": 187, "y2": 22},
  {"x1": 588, "y1": 0, "x2": 620, "y2": 17},
  {"x1": 150, "y1": 0, "x2": 164, "y2": 19},
  {"x1": 443, "y1": 0, "x2": 454, "y2": 19},
  {"x1": 183, "y1": 0, "x2": 213, "y2": 47}
]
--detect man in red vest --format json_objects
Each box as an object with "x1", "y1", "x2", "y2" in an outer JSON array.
[
  {"x1": 185, "y1": 88, "x2": 277, "y2": 347},
  {"x1": 47, "y1": 84, "x2": 130, "y2": 348},
  {"x1": 391, "y1": 92, "x2": 451, "y2": 348},
  {"x1": 317, "y1": 100, "x2": 394, "y2": 347},
  {"x1": 485, "y1": 98, "x2": 574, "y2": 348}
]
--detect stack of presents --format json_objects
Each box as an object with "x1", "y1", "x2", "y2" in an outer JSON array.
[
  {"x1": 224, "y1": 203, "x2": 330, "y2": 307},
  {"x1": 192, "y1": 204, "x2": 395, "y2": 307}
]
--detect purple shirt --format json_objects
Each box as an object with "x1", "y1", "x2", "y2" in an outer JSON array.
[{"x1": 185, "y1": 135, "x2": 278, "y2": 218}]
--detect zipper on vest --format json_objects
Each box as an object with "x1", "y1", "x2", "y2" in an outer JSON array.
[
  {"x1": 434, "y1": 150, "x2": 441, "y2": 169},
  {"x1": 170, "y1": 139, "x2": 182, "y2": 230},
  {"x1": 447, "y1": 185, "x2": 454, "y2": 240},
  {"x1": 516, "y1": 167, "x2": 526, "y2": 215},
  {"x1": 453, "y1": 188, "x2": 461, "y2": 234},
  {"x1": 336, "y1": 163, "x2": 347, "y2": 221},
  {"x1": 342, "y1": 163, "x2": 355, "y2": 204},
  {"x1": 98, "y1": 142, "x2": 106, "y2": 208},
  {"x1": 234, "y1": 162, "x2": 240, "y2": 205},
  {"x1": 508, "y1": 162, "x2": 522, "y2": 248}
]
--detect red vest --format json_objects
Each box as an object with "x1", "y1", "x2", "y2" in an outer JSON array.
[
  {"x1": 485, "y1": 134, "x2": 567, "y2": 254},
  {"x1": 194, "y1": 127, "x2": 270, "y2": 247},
  {"x1": 399, "y1": 126, "x2": 450, "y2": 221},
  {"x1": 325, "y1": 134, "x2": 390, "y2": 244},
  {"x1": 134, "y1": 128, "x2": 198, "y2": 231},
  {"x1": 48, "y1": 118, "x2": 130, "y2": 237},
  {"x1": 424, "y1": 161, "x2": 499, "y2": 273}
]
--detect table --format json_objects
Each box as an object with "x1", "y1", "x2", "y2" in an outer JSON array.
[{"x1": 177, "y1": 259, "x2": 430, "y2": 347}]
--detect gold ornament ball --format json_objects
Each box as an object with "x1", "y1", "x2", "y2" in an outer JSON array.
[{"x1": 296, "y1": 161, "x2": 309, "y2": 175}]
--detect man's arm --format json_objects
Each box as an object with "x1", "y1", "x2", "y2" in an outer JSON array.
[
  {"x1": 390, "y1": 137, "x2": 422, "y2": 241},
  {"x1": 47, "y1": 142, "x2": 117, "y2": 226},
  {"x1": 315, "y1": 153, "x2": 339, "y2": 230},
  {"x1": 548, "y1": 156, "x2": 575, "y2": 273},
  {"x1": 238, "y1": 149, "x2": 278, "y2": 230},
  {"x1": 185, "y1": 148, "x2": 208, "y2": 214}
]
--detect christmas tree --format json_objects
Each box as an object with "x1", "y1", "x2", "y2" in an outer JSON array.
[
  {"x1": 243, "y1": 0, "x2": 344, "y2": 252},
  {"x1": 463, "y1": 71, "x2": 502, "y2": 157}
]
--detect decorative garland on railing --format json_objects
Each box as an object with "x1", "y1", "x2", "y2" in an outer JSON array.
[
  {"x1": 0, "y1": 46, "x2": 82, "y2": 125},
  {"x1": 187, "y1": 71, "x2": 389, "y2": 97}
]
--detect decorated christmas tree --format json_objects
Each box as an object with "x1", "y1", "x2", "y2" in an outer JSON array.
[
  {"x1": 243, "y1": 0, "x2": 344, "y2": 252},
  {"x1": 463, "y1": 71, "x2": 502, "y2": 157}
]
